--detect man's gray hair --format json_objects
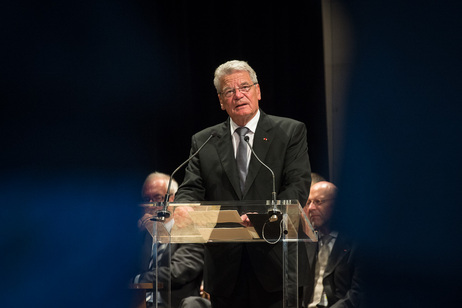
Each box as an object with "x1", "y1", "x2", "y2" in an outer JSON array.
[
  {"x1": 142, "y1": 171, "x2": 178, "y2": 195},
  {"x1": 213, "y1": 60, "x2": 259, "y2": 93}
]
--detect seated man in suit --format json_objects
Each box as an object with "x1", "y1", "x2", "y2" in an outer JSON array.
[
  {"x1": 134, "y1": 172, "x2": 205, "y2": 308},
  {"x1": 302, "y1": 181, "x2": 363, "y2": 308}
]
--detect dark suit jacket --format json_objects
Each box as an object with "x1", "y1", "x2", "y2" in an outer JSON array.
[
  {"x1": 137, "y1": 231, "x2": 204, "y2": 308},
  {"x1": 175, "y1": 110, "x2": 311, "y2": 297},
  {"x1": 303, "y1": 233, "x2": 363, "y2": 308}
]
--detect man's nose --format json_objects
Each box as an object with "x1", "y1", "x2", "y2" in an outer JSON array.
[
  {"x1": 307, "y1": 202, "x2": 316, "y2": 211},
  {"x1": 234, "y1": 88, "x2": 245, "y2": 98}
]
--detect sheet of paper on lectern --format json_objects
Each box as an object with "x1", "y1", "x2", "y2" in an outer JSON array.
[
  {"x1": 216, "y1": 210, "x2": 242, "y2": 223},
  {"x1": 199, "y1": 227, "x2": 256, "y2": 241}
]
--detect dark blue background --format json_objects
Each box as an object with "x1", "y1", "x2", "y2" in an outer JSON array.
[
  {"x1": 335, "y1": 1, "x2": 462, "y2": 307},
  {"x1": 1, "y1": 1, "x2": 325, "y2": 307},
  {"x1": 2, "y1": 1, "x2": 461, "y2": 307}
]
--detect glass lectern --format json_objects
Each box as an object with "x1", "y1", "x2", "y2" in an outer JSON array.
[{"x1": 143, "y1": 200, "x2": 317, "y2": 308}]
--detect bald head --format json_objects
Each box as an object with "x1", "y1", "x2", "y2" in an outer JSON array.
[
  {"x1": 310, "y1": 181, "x2": 338, "y2": 199},
  {"x1": 141, "y1": 172, "x2": 178, "y2": 203},
  {"x1": 306, "y1": 181, "x2": 338, "y2": 233}
]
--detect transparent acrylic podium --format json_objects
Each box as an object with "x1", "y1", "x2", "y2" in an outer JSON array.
[{"x1": 142, "y1": 200, "x2": 318, "y2": 308}]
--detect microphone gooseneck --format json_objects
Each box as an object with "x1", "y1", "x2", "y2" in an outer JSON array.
[
  {"x1": 243, "y1": 136, "x2": 281, "y2": 222},
  {"x1": 155, "y1": 132, "x2": 216, "y2": 221}
]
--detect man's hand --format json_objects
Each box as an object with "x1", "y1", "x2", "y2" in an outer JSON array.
[
  {"x1": 138, "y1": 213, "x2": 154, "y2": 232},
  {"x1": 240, "y1": 212, "x2": 257, "y2": 227}
]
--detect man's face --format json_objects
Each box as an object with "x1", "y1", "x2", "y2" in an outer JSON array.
[
  {"x1": 218, "y1": 71, "x2": 261, "y2": 126},
  {"x1": 142, "y1": 179, "x2": 168, "y2": 203},
  {"x1": 142, "y1": 179, "x2": 174, "y2": 215},
  {"x1": 306, "y1": 183, "x2": 335, "y2": 230}
]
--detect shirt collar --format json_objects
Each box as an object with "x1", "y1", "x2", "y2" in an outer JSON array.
[
  {"x1": 230, "y1": 109, "x2": 260, "y2": 134},
  {"x1": 318, "y1": 230, "x2": 338, "y2": 239}
]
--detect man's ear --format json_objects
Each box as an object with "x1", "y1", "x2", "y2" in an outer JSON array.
[
  {"x1": 256, "y1": 83, "x2": 262, "y2": 101},
  {"x1": 218, "y1": 95, "x2": 225, "y2": 110}
]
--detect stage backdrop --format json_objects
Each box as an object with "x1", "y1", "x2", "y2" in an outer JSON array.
[{"x1": 1, "y1": 1, "x2": 327, "y2": 307}]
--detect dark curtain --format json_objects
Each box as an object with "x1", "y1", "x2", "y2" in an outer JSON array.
[
  {"x1": 1, "y1": 1, "x2": 326, "y2": 307},
  {"x1": 335, "y1": 1, "x2": 462, "y2": 307},
  {"x1": 138, "y1": 0, "x2": 328, "y2": 180}
]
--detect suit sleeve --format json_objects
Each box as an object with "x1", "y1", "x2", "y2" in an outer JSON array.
[
  {"x1": 174, "y1": 134, "x2": 207, "y2": 202},
  {"x1": 276, "y1": 122, "x2": 311, "y2": 206},
  {"x1": 330, "y1": 247, "x2": 364, "y2": 308},
  {"x1": 138, "y1": 244, "x2": 204, "y2": 288}
]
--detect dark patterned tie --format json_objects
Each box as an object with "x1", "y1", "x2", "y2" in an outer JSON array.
[
  {"x1": 236, "y1": 127, "x2": 250, "y2": 193},
  {"x1": 149, "y1": 242, "x2": 167, "y2": 270}
]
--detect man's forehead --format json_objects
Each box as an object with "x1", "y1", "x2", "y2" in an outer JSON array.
[
  {"x1": 221, "y1": 71, "x2": 251, "y2": 86},
  {"x1": 309, "y1": 188, "x2": 327, "y2": 199},
  {"x1": 144, "y1": 179, "x2": 167, "y2": 191},
  {"x1": 310, "y1": 186, "x2": 332, "y2": 199}
]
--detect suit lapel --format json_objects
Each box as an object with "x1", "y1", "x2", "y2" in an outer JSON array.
[
  {"x1": 215, "y1": 119, "x2": 242, "y2": 198},
  {"x1": 324, "y1": 234, "x2": 350, "y2": 277},
  {"x1": 141, "y1": 230, "x2": 153, "y2": 270},
  {"x1": 243, "y1": 111, "x2": 274, "y2": 196},
  {"x1": 215, "y1": 111, "x2": 275, "y2": 199},
  {"x1": 305, "y1": 241, "x2": 318, "y2": 269}
]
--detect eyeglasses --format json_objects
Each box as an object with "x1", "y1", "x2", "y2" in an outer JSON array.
[
  {"x1": 306, "y1": 199, "x2": 333, "y2": 206},
  {"x1": 220, "y1": 83, "x2": 257, "y2": 98},
  {"x1": 142, "y1": 194, "x2": 165, "y2": 203}
]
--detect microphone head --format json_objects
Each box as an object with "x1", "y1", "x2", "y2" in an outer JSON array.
[
  {"x1": 268, "y1": 209, "x2": 282, "y2": 223},
  {"x1": 210, "y1": 130, "x2": 217, "y2": 137},
  {"x1": 244, "y1": 135, "x2": 250, "y2": 142},
  {"x1": 151, "y1": 209, "x2": 171, "y2": 222}
]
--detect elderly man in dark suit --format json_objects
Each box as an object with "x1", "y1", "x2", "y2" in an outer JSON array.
[
  {"x1": 302, "y1": 181, "x2": 363, "y2": 308},
  {"x1": 135, "y1": 172, "x2": 205, "y2": 308},
  {"x1": 174, "y1": 60, "x2": 311, "y2": 308}
]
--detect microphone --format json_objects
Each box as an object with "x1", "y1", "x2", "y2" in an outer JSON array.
[
  {"x1": 155, "y1": 131, "x2": 216, "y2": 221},
  {"x1": 243, "y1": 136, "x2": 281, "y2": 223}
]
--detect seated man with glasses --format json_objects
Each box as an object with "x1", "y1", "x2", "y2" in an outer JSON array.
[
  {"x1": 134, "y1": 172, "x2": 205, "y2": 308},
  {"x1": 302, "y1": 181, "x2": 363, "y2": 308}
]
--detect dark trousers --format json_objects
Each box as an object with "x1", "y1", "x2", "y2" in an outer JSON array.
[{"x1": 210, "y1": 248, "x2": 283, "y2": 308}]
